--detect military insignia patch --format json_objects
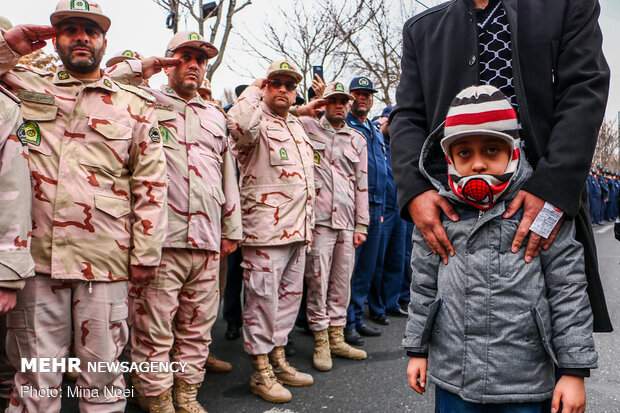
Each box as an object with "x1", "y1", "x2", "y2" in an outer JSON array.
[
  {"x1": 279, "y1": 148, "x2": 289, "y2": 160},
  {"x1": 122, "y1": 50, "x2": 134, "y2": 58},
  {"x1": 314, "y1": 151, "x2": 321, "y2": 164},
  {"x1": 159, "y1": 126, "x2": 169, "y2": 144},
  {"x1": 359, "y1": 78, "x2": 369, "y2": 86},
  {"x1": 189, "y1": 32, "x2": 200, "y2": 41},
  {"x1": 280, "y1": 62, "x2": 291, "y2": 70},
  {"x1": 58, "y1": 71, "x2": 70, "y2": 80},
  {"x1": 103, "y1": 79, "x2": 112, "y2": 88},
  {"x1": 149, "y1": 127, "x2": 161, "y2": 143},
  {"x1": 335, "y1": 83, "x2": 345, "y2": 92},
  {"x1": 166, "y1": 87, "x2": 175, "y2": 93},
  {"x1": 71, "y1": 0, "x2": 89, "y2": 10},
  {"x1": 17, "y1": 121, "x2": 41, "y2": 146}
]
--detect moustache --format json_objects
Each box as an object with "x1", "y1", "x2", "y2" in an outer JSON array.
[{"x1": 69, "y1": 44, "x2": 95, "y2": 55}]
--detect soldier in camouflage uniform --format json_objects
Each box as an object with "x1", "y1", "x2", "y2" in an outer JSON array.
[
  {"x1": 0, "y1": 1, "x2": 167, "y2": 412},
  {"x1": 298, "y1": 81, "x2": 370, "y2": 371},
  {"x1": 0, "y1": 17, "x2": 35, "y2": 408},
  {"x1": 226, "y1": 60, "x2": 315, "y2": 403},
  {"x1": 109, "y1": 31, "x2": 242, "y2": 413}
]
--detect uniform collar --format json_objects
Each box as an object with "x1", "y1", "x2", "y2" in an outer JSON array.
[
  {"x1": 160, "y1": 85, "x2": 206, "y2": 107},
  {"x1": 53, "y1": 68, "x2": 119, "y2": 93},
  {"x1": 261, "y1": 101, "x2": 295, "y2": 123},
  {"x1": 320, "y1": 116, "x2": 349, "y2": 134}
]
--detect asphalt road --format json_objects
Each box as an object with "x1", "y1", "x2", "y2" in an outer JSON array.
[{"x1": 61, "y1": 221, "x2": 620, "y2": 412}]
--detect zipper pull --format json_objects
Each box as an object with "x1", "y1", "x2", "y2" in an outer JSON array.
[
  {"x1": 478, "y1": 210, "x2": 484, "y2": 220},
  {"x1": 88, "y1": 281, "x2": 92, "y2": 294}
]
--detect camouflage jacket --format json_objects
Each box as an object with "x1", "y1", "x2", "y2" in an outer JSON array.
[
  {"x1": 0, "y1": 85, "x2": 34, "y2": 289},
  {"x1": 300, "y1": 116, "x2": 369, "y2": 234},
  {"x1": 0, "y1": 35, "x2": 167, "y2": 282},
  {"x1": 142, "y1": 85, "x2": 242, "y2": 251},
  {"x1": 227, "y1": 86, "x2": 315, "y2": 246}
]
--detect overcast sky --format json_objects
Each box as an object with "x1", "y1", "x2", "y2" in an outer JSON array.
[{"x1": 2, "y1": 0, "x2": 620, "y2": 121}]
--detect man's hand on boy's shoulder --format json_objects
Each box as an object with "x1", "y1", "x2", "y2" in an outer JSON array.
[
  {"x1": 407, "y1": 190, "x2": 459, "y2": 265},
  {"x1": 503, "y1": 190, "x2": 564, "y2": 263},
  {"x1": 551, "y1": 375, "x2": 586, "y2": 413}
]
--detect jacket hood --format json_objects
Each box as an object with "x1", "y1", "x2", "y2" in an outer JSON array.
[{"x1": 419, "y1": 122, "x2": 532, "y2": 208}]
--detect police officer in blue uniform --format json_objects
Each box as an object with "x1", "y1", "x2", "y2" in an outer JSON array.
[
  {"x1": 344, "y1": 77, "x2": 388, "y2": 346},
  {"x1": 368, "y1": 106, "x2": 407, "y2": 325},
  {"x1": 587, "y1": 169, "x2": 600, "y2": 225},
  {"x1": 598, "y1": 172, "x2": 609, "y2": 225}
]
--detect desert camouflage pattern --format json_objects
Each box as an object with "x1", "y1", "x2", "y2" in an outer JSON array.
[
  {"x1": 6, "y1": 275, "x2": 129, "y2": 412},
  {"x1": 145, "y1": 85, "x2": 241, "y2": 250},
  {"x1": 226, "y1": 86, "x2": 315, "y2": 246},
  {"x1": 241, "y1": 244, "x2": 305, "y2": 355},
  {"x1": 299, "y1": 115, "x2": 369, "y2": 233},
  {"x1": 0, "y1": 34, "x2": 167, "y2": 281},
  {"x1": 129, "y1": 248, "x2": 220, "y2": 396},
  {"x1": 0, "y1": 85, "x2": 34, "y2": 289},
  {"x1": 304, "y1": 227, "x2": 355, "y2": 331}
]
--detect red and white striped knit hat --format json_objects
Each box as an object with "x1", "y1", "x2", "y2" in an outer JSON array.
[{"x1": 441, "y1": 85, "x2": 521, "y2": 210}]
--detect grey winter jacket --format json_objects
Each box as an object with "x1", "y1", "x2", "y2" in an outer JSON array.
[{"x1": 403, "y1": 125, "x2": 597, "y2": 404}]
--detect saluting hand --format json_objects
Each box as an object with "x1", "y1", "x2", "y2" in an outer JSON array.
[
  {"x1": 4, "y1": 25, "x2": 58, "y2": 56},
  {"x1": 140, "y1": 56, "x2": 182, "y2": 80},
  {"x1": 297, "y1": 98, "x2": 328, "y2": 118}
]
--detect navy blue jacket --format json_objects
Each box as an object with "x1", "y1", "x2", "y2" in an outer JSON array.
[{"x1": 347, "y1": 112, "x2": 387, "y2": 205}]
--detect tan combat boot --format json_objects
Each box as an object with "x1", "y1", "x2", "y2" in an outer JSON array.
[
  {"x1": 127, "y1": 372, "x2": 149, "y2": 412},
  {"x1": 204, "y1": 354, "x2": 232, "y2": 373},
  {"x1": 145, "y1": 387, "x2": 175, "y2": 413},
  {"x1": 173, "y1": 379, "x2": 207, "y2": 413},
  {"x1": 268, "y1": 346, "x2": 314, "y2": 387},
  {"x1": 250, "y1": 354, "x2": 292, "y2": 403},
  {"x1": 312, "y1": 329, "x2": 332, "y2": 371},
  {"x1": 328, "y1": 326, "x2": 367, "y2": 360}
]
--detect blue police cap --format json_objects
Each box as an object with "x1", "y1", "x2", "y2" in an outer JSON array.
[
  {"x1": 381, "y1": 105, "x2": 394, "y2": 118},
  {"x1": 349, "y1": 76, "x2": 378, "y2": 93}
]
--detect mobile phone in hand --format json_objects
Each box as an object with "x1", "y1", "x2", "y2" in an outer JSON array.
[{"x1": 312, "y1": 65, "x2": 324, "y2": 80}]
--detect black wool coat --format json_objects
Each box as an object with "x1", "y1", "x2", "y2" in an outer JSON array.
[{"x1": 389, "y1": 0, "x2": 613, "y2": 332}]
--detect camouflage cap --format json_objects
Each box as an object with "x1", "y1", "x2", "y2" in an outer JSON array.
[
  {"x1": 166, "y1": 31, "x2": 218, "y2": 59},
  {"x1": 266, "y1": 60, "x2": 303, "y2": 83},
  {"x1": 0, "y1": 16, "x2": 13, "y2": 31},
  {"x1": 198, "y1": 77, "x2": 212, "y2": 94},
  {"x1": 105, "y1": 49, "x2": 143, "y2": 68},
  {"x1": 50, "y1": 0, "x2": 111, "y2": 33},
  {"x1": 323, "y1": 81, "x2": 354, "y2": 100}
]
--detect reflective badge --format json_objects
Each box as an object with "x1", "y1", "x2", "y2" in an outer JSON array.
[
  {"x1": 314, "y1": 151, "x2": 320, "y2": 164},
  {"x1": 71, "y1": 0, "x2": 89, "y2": 10},
  {"x1": 335, "y1": 83, "x2": 345, "y2": 92},
  {"x1": 280, "y1": 62, "x2": 291, "y2": 70},
  {"x1": 17, "y1": 121, "x2": 41, "y2": 146},
  {"x1": 149, "y1": 127, "x2": 161, "y2": 143},
  {"x1": 122, "y1": 50, "x2": 134, "y2": 58},
  {"x1": 359, "y1": 78, "x2": 369, "y2": 87},
  {"x1": 189, "y1": 32, "x2": 200, "y2": 41},
  {"x1": 58, "y1": 71, "x2": 70, "y2": 80},
  {"x1": 279, "y1": 148, "x2": 289, "y2": 160},
  {"x1": 159, "y1": 126, "x2": 169, "y2": 144},
  {"x1": 103, "y1": 79, "x2": 112, "y2": 88}
]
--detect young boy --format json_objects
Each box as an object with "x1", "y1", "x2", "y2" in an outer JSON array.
[{"x1": 404, "y1": 85, "x2": 597, "y2": 413}]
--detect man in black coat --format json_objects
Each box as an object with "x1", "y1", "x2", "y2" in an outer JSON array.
[{"x1": 389, "y1": 0, "x2": 612, "y2": 332}]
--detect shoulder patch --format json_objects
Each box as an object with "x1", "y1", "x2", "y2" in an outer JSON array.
[
  {"x1": 149, "y1": 127, "x2": 161, "y2": 143},
  {"x1": 17, "y1": 121, "x2": 41, "y2": 146},
  {"x1": 116, "y1": 82, "x2": 156, "y2": 103},
  {"x1": 407, "y1": 0, "x2": 456, "y2": 28}
]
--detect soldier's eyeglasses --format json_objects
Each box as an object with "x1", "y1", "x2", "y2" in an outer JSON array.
[
  {"x1": 327, "y1": 97, "x2": 350, "y2": 105},
  {"x1": 268, "y1": 80, "x2": 297, "y2": 92}
]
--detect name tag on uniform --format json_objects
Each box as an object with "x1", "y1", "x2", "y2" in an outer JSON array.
[{"x1": 17, "y1": 90, "x2": 55, "y2": 105}]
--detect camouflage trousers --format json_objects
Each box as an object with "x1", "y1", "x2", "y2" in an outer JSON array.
[
  {"x1": 5, "y1": 274, "x2": 128, "y2": 413},
  {"x1": 241, "y1": 243, "x2": 305, "y2": 355},
  {"x1": 128, "y1": 248, "x2": 220, "y2": 396},
  {"x1": 305, "y1": 227, "x2": 355, "y2": 332},
  {"x1": 0, "y1": 314, "x2": 15, "y2": 399}
]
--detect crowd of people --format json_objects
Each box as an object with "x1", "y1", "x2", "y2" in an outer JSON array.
[
  {"x1": 587, "y1": 166, "x2": 620, "y2": 225},
  {"x1": 0, "y1": 0, "x2": 614, "y2": 413}
]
